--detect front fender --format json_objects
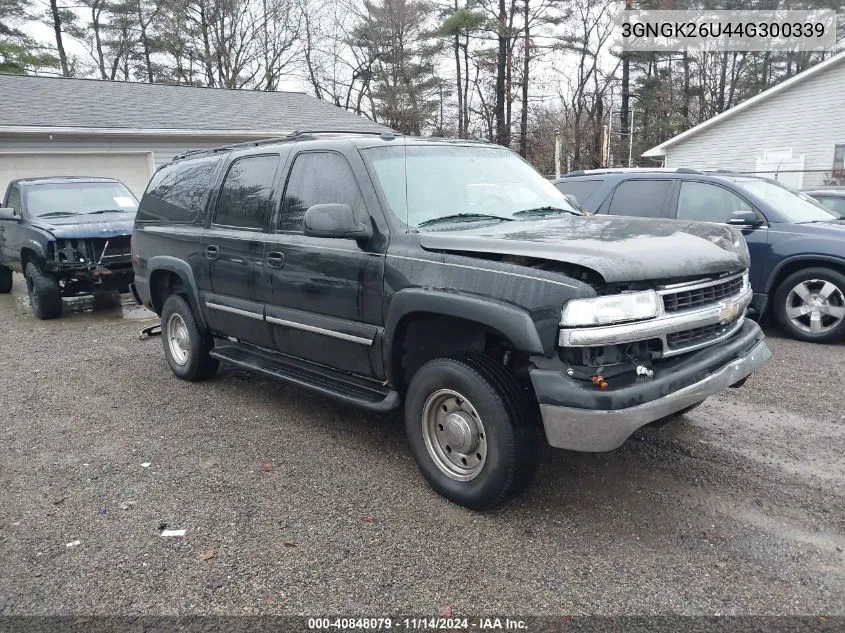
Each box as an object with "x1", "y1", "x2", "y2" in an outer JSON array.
[
  {"x1": 383, "y1": 289, "x2": 546, "y2": 370},
  {"x1": 147, "y1": 255, "x2": 207, "y2": 331}
]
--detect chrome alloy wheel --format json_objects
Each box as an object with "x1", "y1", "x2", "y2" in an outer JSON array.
[
  {"x1": 785, "y1": 279, "x2": 845, "y2": 334},
  {"x1": 421, "y1": 389, "x2": 487, "y2": 482},
  {"x1": 166, "y1": 312, "x2": 191, "y2": 365}
]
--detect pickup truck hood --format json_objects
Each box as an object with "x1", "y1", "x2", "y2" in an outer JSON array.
[
  {"x1": 28, "y1": 213, "x2": 135, "y2": 239},
  {"x1": 419, "y1": 215, "x2": 749, "y2": 283}
]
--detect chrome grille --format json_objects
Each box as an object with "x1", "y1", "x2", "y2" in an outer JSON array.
[
  {"x1": 662, "y1": 274, "x2": 744, "y2": 313},
  {"x1": 667, "y1": 321, "x2": 734, "y2": 350}
]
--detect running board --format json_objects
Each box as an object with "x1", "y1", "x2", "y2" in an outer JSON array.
[{"x1": 210, "y1": 340, "x2": 400, "y2": 412}]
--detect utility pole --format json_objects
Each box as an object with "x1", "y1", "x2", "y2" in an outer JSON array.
[
  {"x1": 606, "y1": 102, "x2": 613, "y2": 167},
  {"x1": 627, "y1": 108, "x2": 636, "y2": 168},
  {"x1": 620, "y1": 0, "x2": 633, "y2": 146},
  {"x1": 554, "y1": 132, "x2": 561, "y2": 178}
]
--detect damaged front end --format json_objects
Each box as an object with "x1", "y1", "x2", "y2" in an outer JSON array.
[
  {"x1": 46, "y1": 235, "x2": 133, "y2": 294},
  {"x1": 531, "y1": 269, "x2": 771, "y2": 451}
]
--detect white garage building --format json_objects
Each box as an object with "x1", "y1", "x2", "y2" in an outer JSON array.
[{"x1": 0, "y1": 74, "x2": 387, "y2": 198}]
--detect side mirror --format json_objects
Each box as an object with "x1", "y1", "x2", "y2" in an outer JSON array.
[
  {"x1": 728, "y1": 210, "x2": 763, "y2": 227},
  {"x1": 303, "y1": 203, "x2": 372, "y2": 239},
  {"x1": 0, "y1": 207, "x2": 20, "y2": 221}
]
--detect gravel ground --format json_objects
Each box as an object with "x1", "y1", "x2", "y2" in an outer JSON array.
[{"x1": 0, "y1": 273, "x2": 843, "y2": 616}]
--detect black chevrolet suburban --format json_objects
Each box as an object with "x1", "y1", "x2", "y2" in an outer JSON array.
[
  {"x1": 0, "y1": 177, "x2": 137, "y2": 318},
  {"x1": 131, "y1": 132, "x2": 771, "y2": 510}
]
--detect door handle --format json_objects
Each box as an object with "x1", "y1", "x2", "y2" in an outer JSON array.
[
  {"x1": 266, "y1": 251, "x2": 285, "y2": 269},
  {"x1": 205, "y1": 245, "x2": 219, "y2": 260}
]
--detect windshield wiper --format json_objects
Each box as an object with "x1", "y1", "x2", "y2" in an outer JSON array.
[
  {"x1": 36, "y1": 211, "x2": 79, "y2": 218},
  {"x1": 512, "y1": 206, "x2": 578, "y2": 217},
  {"x1": 417, "y1": 213, "x2": 514, "y2": 227},
  {"x1": 85, "y1": 209, "x2": 131, "y2": 215}
]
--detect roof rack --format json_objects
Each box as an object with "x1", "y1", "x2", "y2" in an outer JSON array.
[
  {"x1": 559, "y1": 167, "x2": 703, "y2": 177},
  {"x1": 170, "y1": 129, "x2": 396, "y2": 162}
]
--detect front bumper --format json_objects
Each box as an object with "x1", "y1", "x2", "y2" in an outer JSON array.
[{"x1": 532, "y1": 319, "x2": 770, "y2": 452}]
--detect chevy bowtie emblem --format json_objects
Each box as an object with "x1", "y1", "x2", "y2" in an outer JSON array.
[{"x1": 718, "y1": 301, "x2": 741, "y2": 323}]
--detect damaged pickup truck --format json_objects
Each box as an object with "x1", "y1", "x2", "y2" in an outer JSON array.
[
  {"x1": 131, "y1": 132, "x2": 771, "y2": 510},
  {"x1": 0, "y1": 177, "x2": 138, "y2": 319}
]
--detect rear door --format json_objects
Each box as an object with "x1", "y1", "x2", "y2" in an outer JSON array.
[
  {"x1": 203, "y1": 153, "x2": 281, "y2": 348},
  {"x1": 262, "y1": 149, "x2": 386, "y2": 377},
  {"x1": 671, "y1": 180, "x2": 770, "y2": 288}
]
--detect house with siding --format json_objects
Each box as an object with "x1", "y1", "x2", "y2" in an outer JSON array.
[
  {"x1": 0, "y1": 74, "x2": 387, "y2": 197},
  {"x1": 643, "y1": 50, "x2": 845, "y2": 189}
]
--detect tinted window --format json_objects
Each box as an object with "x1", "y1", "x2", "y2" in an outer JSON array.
[
  {"x1": 213, "y1": 155, "x2": 279, "y2": 230},
  {"x1": 607, "y1": 180, "x2": 672, "y2": 217},
  {"x1": 816, "y1": 196, "x2": 845, "y2": 217},
  {"x1": 677, "y1": 181, "x2": 752, "y2": 223},
  {"x1": 5, "y1": 184, "x2": 21, "y2": 213},
  {"x1": 139, "y1": 156, "x2": 218, "y2": 222},
  {"x1": 279, "y1": 152, "x2": 363, "y2": 233},
  {"x1": 554, "y1": 180, "x2": 602, "y2": 207}
]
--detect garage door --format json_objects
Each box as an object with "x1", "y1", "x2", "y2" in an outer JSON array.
[{"x1": 0, "y1": 153, "x2": 153, "y2": 200}]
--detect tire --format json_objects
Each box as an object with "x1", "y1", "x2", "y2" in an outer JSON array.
[
  {"x1": 404, "y1": 351, "x2": 539, "y2": 511},
  {"x1": 0, "y1": 265, "x2": 12, "y2": 293},
  {"x1": 160, "y1": 294, "x2": 218, "y2": 381},
  {"x1": 25, "y1": 262, "x2": 62, "y2": 320},
  {"x1": 773, "y1": 267, "x2": 845, "y2": 343},
  {"x1": 647, "y1": 399, "x2": 705, "y2": 428}
]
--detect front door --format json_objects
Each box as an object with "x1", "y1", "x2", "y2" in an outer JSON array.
[
  {"x1": 0, "y1": 183, "x2": 24, "y2": 271},
  {"x1": 203, "y1": 153, "x2": 281, "y2": 349},
  {"x1": 673, "y1": 180, "x2": 770, "y2": 290},
  {"x1": 262, "y1": 150, "x2": 385, "y2": 377}
]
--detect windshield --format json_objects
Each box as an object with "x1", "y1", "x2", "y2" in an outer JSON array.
[
  {"x1": 735, "y1": 179, "x2": 839, "y2": 223},
  {"x1": 26, "y1": 182, "x2": 138, "y2": 219},
  {"x1": 363, "y1": 145, "x2": 578, "y2": 229}
]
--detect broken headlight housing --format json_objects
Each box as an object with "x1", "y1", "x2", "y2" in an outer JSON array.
[{"x1": 561, "y1": 290, "x2": 660, "y2": 327}]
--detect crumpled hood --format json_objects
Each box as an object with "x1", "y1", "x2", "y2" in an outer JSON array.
[
  {"x1": 419, "y1": 215, "x2": 749, "y2": 283},
  {"x1": 29, "y1": 213, "x2": 135, "y2": 239}
]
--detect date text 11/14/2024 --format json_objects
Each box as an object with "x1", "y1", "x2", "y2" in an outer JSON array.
[{"x1": 307, "y1": 617, "x2": 528, "y2": 630}]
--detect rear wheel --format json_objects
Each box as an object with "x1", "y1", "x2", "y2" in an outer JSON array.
[
  {"x1": 0, "y1": 265, "x2": 12, "y2": 293},
  {"x1": 160, "y1": 294, "x2": 218, "y2": 381},
  {"x1": 773, "y1": 267, "x2": 845, "y2": 343},
  {"x1": 404, "y1": 352, "x2": 539, "y2": 511},
  {"x1": 25, "y1": 262, "x2": 62, "y2": 320}
]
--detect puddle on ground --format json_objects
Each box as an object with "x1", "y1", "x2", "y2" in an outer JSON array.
[{"x1": 3, "y1": 273, "x2": 156, "y2": 321}]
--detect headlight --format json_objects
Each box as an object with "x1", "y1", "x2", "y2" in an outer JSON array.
[{"x1": 561, "y1": 290, "x2": 660, "y2": 327}]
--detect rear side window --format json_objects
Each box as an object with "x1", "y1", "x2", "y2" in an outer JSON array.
[
  {"x1": 607, "y1": 179, "x2": 673, "y2": 217},
  {"x1": 138, "y1": 156, "x2": 219, "y2": 222},
  {"x1": 278, "y1": 152, "x2": 364, "y2": 233},
  {"x1": 554, "y1": 180, "x2": 602, "y2": 206},
  {"x1": 213, "y1": 155, "x2": 279, "y2": 230}
]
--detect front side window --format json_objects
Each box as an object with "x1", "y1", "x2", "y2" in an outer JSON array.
[
  {"x1": 363, "y1": 145, "x2": 577, "y2": 229},
  {"x1": 554, "y1": 180, "x2": 602, "y2": 207},
  {"x1": 213, "y1": 155, "x2": 279, "y2": 230},
  {"x1": 607, "y1": 180, "x2": 672, "y2": 217},
  {"x1": 5, "y1": 184, "x2": 21, "y2": 214},
  {"x1": 25, "y1": 182, "x2": 138, "y2": 219},
  {"x1": 279, "y1": 152, "x2": 364, "y2": 233},
  {"x1": 676, "y1": 181, "x2": 753, "y2": 223}
]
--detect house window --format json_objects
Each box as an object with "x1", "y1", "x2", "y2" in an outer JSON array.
[{"x1": 834, "y1": 144, "x2": 845, "y2": 172}]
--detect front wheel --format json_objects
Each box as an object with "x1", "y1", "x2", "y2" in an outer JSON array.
[
  {"x1": 0, "y1": 265, "x2": 12, "y2": 293},
  {"x1": 25, "y1": 262, "x2": 62, "y2": 320},
  {"x1": 404, "y1": 352, "x2": 539, "y2": 511},
  {"x1": 773, "y1": 267, "x2": 845, "y2": 343},
  {"x1": 160, "y1": 294, "x2": 218, "y2": 381}
]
